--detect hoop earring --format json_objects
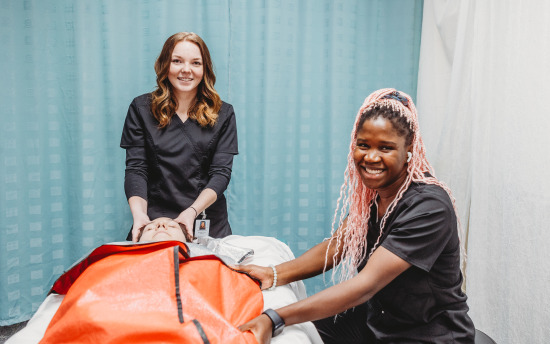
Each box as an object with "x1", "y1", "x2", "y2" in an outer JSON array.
[{"x1": 407, "y1": 152, "x2": 412, "y2": 162}]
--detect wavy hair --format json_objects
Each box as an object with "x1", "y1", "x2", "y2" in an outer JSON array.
[
  {"x1": 326, "y1": 88, "x2": 466, "y2": 283},
  {"x1": 151, "y1": 32, "x2": 221, "y2": 128}
]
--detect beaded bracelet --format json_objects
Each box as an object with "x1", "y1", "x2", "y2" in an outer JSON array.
[{"x1": 267, "y1": 265, "x2": 278, "y2": 291}]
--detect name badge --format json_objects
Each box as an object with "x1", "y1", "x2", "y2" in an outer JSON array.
[{"x1": 194, "y1": 219, "x2": 210, "y2": 238}]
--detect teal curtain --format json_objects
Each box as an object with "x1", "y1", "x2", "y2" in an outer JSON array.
[{"x1": 0, "y1": 0, "x2": 423, "y2": 325}]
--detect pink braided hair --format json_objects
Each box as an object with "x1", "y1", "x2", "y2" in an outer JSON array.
[{"x1": 325, "y1": 88, "x2": 466, "y2": 283}]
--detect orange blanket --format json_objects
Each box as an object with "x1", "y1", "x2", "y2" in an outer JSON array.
[{"x1": 40, "y1": 241, "x2": 262, "y2": 343}]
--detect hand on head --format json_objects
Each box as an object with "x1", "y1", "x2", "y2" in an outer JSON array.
[
  {"x1": 173, "y1": 207, "x2": 197, "y2": 241},
  {"x1": 138, "y1": 217, "x2": 192, "y2": 243},
  {"x1": 131, "y1": 214, "x2": 150, "y2": 242}
]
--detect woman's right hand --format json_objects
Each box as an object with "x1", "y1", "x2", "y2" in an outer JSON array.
[
  {"x1": 230, "y1": 264, "x2": 275, "y2": 290},
  {"x1": 131, "y1": 214, "x2": 150, "y2": 242},
  {"x1": 128, "y1": 196, "x2": 149, "y2": 242}
]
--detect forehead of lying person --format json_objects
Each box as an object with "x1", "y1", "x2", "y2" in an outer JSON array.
[{"x1": 138, "y1": 217, "x2": 190, "y2": 243}]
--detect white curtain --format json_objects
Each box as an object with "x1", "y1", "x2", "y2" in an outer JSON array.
[{"x1": 417, "y1": 1, "x2": 550, "y2": 343}]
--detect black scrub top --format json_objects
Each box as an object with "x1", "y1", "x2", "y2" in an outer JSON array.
[
  {"x1": 360, "y1": 182, "x2": 475, "y2": 343},
  {"x1": 120, "y1": 93, "x2": 238, "y2": 238}
]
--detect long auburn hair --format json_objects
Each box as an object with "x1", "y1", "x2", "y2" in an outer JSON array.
[
  {"x1": 326, "y1": 88, "x2": 466, "y2": 283},
  {"x1": 151, "y1": 32, "x2": 221, "y2": 128}
]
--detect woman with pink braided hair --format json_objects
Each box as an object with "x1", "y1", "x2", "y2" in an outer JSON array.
[{"x1": 236, "y1": 89, "x2": 475, "y2": 343}]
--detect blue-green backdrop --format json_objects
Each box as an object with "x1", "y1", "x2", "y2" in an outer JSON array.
[{"x1": 0, "y1": 0, "x2": 423, "y2": 325}]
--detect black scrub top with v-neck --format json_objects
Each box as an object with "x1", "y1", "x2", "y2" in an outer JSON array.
[
  {"x1": 359, "y1": 182, "x2": 475, "y2": 343},
  {"x1": 120, "y1": 93, "x2": 238, "y2": 238}
]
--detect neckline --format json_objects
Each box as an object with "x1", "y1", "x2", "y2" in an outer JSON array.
[
  {"x1": 374, "y1": 196, "x2": 387, "y2": 223},
  {"x1": 175, "y1": 112, "x2": 189, "y2": 124}
]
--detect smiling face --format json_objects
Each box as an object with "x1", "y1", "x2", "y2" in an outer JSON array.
[
  {"x1": 138, "y1": 217, "x2": 188, "y2": 243},
  {"x1": 167, "y1": 40, "x2": 204, "y2": 98},
  {"x1": 353, "y1": 116, "x2": 411, "y2": 197}
]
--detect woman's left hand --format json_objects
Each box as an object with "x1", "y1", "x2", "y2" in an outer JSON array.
[
  {"x1": 238, "y1": 314, "x2": 273, "y2": 344},
  {"x1": 229, "y1": 264, "x2": 274, "y2": 290},
  {"x1": 173, "y1": 208, "x2": 196, "y2": 239}
]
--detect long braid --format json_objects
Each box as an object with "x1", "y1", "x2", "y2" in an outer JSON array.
[{"x1": 326, "y1": 88, "x2": 467, "y2": 284}]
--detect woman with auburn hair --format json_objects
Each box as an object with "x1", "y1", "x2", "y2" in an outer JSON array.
[
  {"x1": 120, "y1": 32, "x2": 238, "y2": 242},
  {"x1": 236, "y1": 89, "x2": 475, "y2": 343}
]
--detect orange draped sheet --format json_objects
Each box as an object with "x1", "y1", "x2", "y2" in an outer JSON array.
[{"x1": 40, "y1": 241, "x2": 262, "y2": 344}]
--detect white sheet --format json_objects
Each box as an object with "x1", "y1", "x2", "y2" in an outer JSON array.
[{"x1": 7, "y1": 236, "x2": 322, "y2": 344}]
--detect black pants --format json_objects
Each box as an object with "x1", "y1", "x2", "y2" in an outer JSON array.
[{"x1": 313, "y1": 303, "x2": 375, "y2": 344}]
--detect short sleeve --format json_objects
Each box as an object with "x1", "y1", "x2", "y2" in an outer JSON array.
[
  {"x1": 120, "y1": 99, "x2": 144, "y2": 148},
  {"x1": 381, "y1": 190, "x2": 455, "y2": 272}
]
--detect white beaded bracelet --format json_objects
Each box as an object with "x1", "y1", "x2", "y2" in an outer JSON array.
[{"x1": 267, "y1": 265, "x2": 277, "y2": 291}]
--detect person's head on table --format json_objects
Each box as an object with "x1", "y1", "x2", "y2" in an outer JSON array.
[{"x1": 137, "y1": 217, "x2": 192, "y2": 243}]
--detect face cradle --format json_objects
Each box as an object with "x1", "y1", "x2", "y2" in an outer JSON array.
[
  {"x1": 139, "y1": 217, "x2": 188, "y2": 242},
  {"x1": 167, "y1": 40, "x2": 204, "y2": 98},
  {"x1": 353, "y1": 117, "x2": 411, "y2": 197}
]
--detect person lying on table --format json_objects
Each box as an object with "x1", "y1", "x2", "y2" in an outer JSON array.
[
  {"x1": 38, "y1": 217, "x2": 261, "y2": 344},
  {"x1": 236, "y1": 89, "x2": 475, "y2": 344}
]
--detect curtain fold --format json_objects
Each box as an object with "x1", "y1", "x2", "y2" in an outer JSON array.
[
  {"x1": 417, "y1": 1, "x2": 550, "y2": 343},
  {"x1": 0, "y1": 0, "x2": 423, "y2": 325}
]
